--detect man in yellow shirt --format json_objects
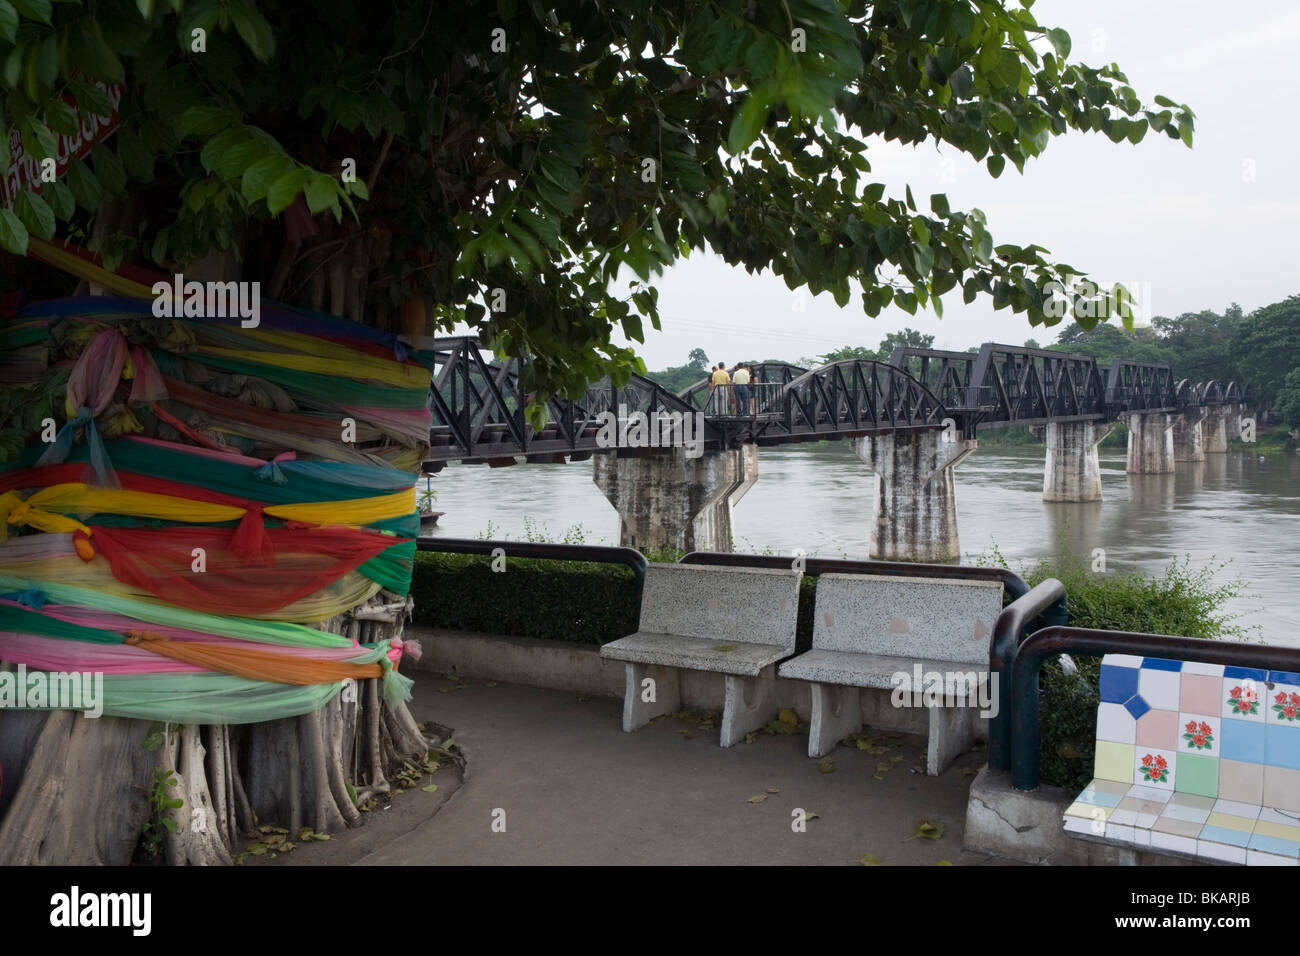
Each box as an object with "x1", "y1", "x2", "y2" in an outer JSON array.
[{"x1": 709, "y1": 363, "x2": 730, "y2": 414}]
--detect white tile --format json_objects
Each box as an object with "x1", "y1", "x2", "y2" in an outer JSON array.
[
  {"x1": 1213, "y1": 799, "x2": 1263, "y2": 819},
  {"x1": 1197, "y1": 839, "x2": 1247, "y2": 865},
  {"x1": 1162, "y1": 802, "x2": 1211, "y2": 825},
  {"x1": 1177, "y1": 712, "x2": 1220, "y2": 753},
  {"x1": 1183, "y1": 661, "x2": 1226, "y2": 677},
  {"x1": 1126, "y1": 784, "x2": 1173, "y2": 803},
  {"x1": 1259, "y1": 807, "x2": 1300, "y2": 826},
  {"x1": 1131, "y1": 827, "x2": 1152, "y2": 847},
  {"x1": 1097, "y1": 702, "x2": 1137, "y2": 744},
  {"x1": 1109, "y1": 808, "x2": 1139, "y2": 827},
  {"x1": 1063, "y1": 816, "x2": 1095, "y2": 836},
  {"x1": 1107, "y1": 822, "x2": 1136, "y2": 843},
  {"x1": 1150, "y1": 829, "x2": 1198, "y2": 856},
  {"x1": 1139, "y1": 668, "x2": 1181, "y2": 711},
  {"x1": 1106, "y1": 654, "x2": 1145, "y2": 668},
  {"x1": 1135, "y1": 811, "x2": 1160, "y2": 828},
  {"x1": 1247, "y1": 849, "x2": 1298, "y2": 866}
]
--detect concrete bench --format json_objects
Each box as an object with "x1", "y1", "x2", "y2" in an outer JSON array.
[
  {"x1": 778, "y1": 573, "x2": 1003, "y2": 775},
  {"x1": 600, "y1": 563, "x2": 801, "y2": 747},
  {"x1": 1063, "y1": 655, "x2": 1300, "y2": 864}
]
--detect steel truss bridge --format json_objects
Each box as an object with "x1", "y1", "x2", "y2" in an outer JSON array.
[{"x1": 424, "y1": 336, "x2": 1250, "y2": 468}]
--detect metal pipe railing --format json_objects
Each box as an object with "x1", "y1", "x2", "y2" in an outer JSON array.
[
  {"x1": 416, "y1": 537, "x2": 648, "y2": 593},
  {"x1": 678, "y1": 550, "x2": 1033, "y2": 601},
  {"x1": 987, "y1": 579, "x2": 1069, "y2": 772},
  {"x1": 1009, "y1": 626, "x2": 1300, "y2": 791}
]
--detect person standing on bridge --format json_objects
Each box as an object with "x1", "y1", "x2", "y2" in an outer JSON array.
[
  {"x1": 732, "y1": 363, "x2": 752, "y2": 416},
  {"x1": 710, "y1": 362, "x2": 730, "y2": 414}
]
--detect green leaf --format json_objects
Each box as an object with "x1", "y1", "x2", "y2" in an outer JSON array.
[
  {"x1": 727, "y1": 86, "x2": 771, "y2": 155},
  {"x1": 265, "y1": 165, "x2": 309, "y2": 214},
  {"x1": 216, "y1": 138, "x2": 265, "y2": 180},
  {"x1": 239, "y1": 153, "x2": 291, "y2": 202},
  {"x1": 180, "y1": 105, "x2": 234, "y2": 136},
  {"x1": 69, "y1": 81, "x2": 114, "y2": 119},
  {"x1": 1046, "y1": 28, "x2": 1071, "y2": 60},
  {"x1": 0, "y1": 207, "x2": 28, "y2": 255},
  {"x1": 92, "y1": 144, "x2": 126, "y2": 194},
  {"x1": 229, "y1": 0, "x2": 275, "y2": 61},
  {"x1": 20, "y1": 116, "x2": 57, "y2": 161},
  {"x1": 986, "y1": 155, "x2": 1005, "y2": 179},
  {"x1": 44, "y1": 98, "x2": 78, "y2": 136},
  {"x1": 45, "y1": 179, "x2": 73, "y2": 220},
  {"x1": 199, "y1": 128, "x2": 245, "y2": 174},
  {"x1": 0, "y1": 1, "x2": 16, "y2": 43},
  {"x1": 930, "y1": 193, "x2": 949, "y2": 218},
  {"x1": 12, "y1": 0, "x2": 51, "y2": 24},
  {"x1": 914, "y1": 820, "x2": 944, "y2": 840},
  {"x1": 65, "y1": 158, "x2": 102, "y2": 212},
  {"x1": 303, "y1": 171, "x2": 339, "y2": 215}
]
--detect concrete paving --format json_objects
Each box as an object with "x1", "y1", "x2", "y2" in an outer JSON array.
[{"x1": 356, "y1": 671, "x2": 1009, "y2": 866}]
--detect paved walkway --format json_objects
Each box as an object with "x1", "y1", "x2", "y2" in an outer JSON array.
[{"x1": 357, "y1": 672, "x2": 1006, "y2": 865}]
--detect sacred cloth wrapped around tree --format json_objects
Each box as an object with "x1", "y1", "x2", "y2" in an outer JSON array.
[{"x1": 0, "y1": 273, "x2": 438, "y2": 865}]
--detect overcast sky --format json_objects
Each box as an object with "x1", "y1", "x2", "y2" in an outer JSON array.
[{"x1": 465, "y1": 1, "x2": 1300, "y2": 370}]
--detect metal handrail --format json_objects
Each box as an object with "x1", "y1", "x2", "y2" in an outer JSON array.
[
  {"x1": 987, "y1": 579, "x2": 1069, "y2": 773},
  {"x1": 1009, "y1": 626, "x2": 1300, "y2": 791},
  {"x1": 416, "y1": 537, "x2": 648, "y2": 592}
]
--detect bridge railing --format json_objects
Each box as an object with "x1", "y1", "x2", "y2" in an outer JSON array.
[{"x1": 704, "y1": 382, "x2": 783, "y2": 417}]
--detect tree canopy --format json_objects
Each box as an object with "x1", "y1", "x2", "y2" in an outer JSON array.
[{"x1": 1, "y1": 0, "x2": 1195, "y2": 425}]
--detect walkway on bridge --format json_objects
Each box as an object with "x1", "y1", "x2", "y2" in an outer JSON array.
[{"x1": 353, "y1": 670, "x2": 1002, "y2": 866}]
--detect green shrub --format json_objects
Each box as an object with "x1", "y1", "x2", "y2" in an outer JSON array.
[{"x1": 409, "y1": 551, "x2": 638, "y2": 645}]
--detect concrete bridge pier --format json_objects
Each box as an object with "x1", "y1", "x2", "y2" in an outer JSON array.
[
  {"x1": 1125, "y1": 412, "x2": 1175, "y2": 474},
  {"x1": 1226, "y1": 404, "x2": 1247, "y2": 442},
  {"x1": 1201, "y1": 405, "x2": 1229, "y2": 453},
  {"x1": 592, "y1": 444, "x2": 757, "y2": 553},
  {"x1": 1173, "y1": 408, "x2": 1208, "y2": 461},
  {"x1": 853, "y1": 429, "x2": 977, "y2": 563},
  {"x1": 1036, "y1": 421, "x2": 1114, "y2": 501}
]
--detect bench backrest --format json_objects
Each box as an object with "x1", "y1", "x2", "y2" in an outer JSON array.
[
  {"x1": 638, "y1": 564, "x2": 801, "y2": 651},
  {"x1": 810, "y1": 573, "x2": 1003, "y2": 666},
  {"x1": 1092, "y1": 655, "x2": 1300, "y2": 811}
]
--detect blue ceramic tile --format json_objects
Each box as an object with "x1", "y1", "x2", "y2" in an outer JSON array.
[
  {"x1": 1248, "y1": 832, "x2": 1300, "y2": 858},
  {"x1": 1271, "y1": 670, "x2": 1300, "y2": 687},
  {"x1": 1101, "y1": 664, "x2": 1140, "y2": 704},
  {"x1": 1125, "y1": 695, "x2": 1151, "y2": 720},
  {"x1": 1143, "y1": 658, "x2": 1183, "y2": 672},
  {"x1": 1222, "y1": 718, "x2": 1266, "y2": 763},
  {"x1": 1077, "y1": 788, "x2": 1125, "y2": 809},
  {"x1": 1199, "y1": 825, "x2": 1252, "y2": 848},
  {"x1": 1225, "y1": 666, "x2": 1269, "y2": 682},
  {"x1": 1265, "y1": 725, "x2": 1300, "y2": 771}
]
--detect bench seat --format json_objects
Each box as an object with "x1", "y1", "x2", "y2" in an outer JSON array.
[
  {"x1": 779, "y1": 648, "x2": 987, "y2": 690},
  {"x1": 601, "y1": 632, "x2": 791, "y2": 677},
  {"x1": 599, "y1": 563, "x2": 801, "y2": 747},
  {"x1": 1063, "y1": 655, "x2": 1300, "y2": 865},
  {"x1": 776, "y1": 572, "x2": 1002, "y2": 775}
]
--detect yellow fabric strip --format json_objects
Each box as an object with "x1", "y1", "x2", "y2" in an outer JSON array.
[
  {"x1": 3, "y1": 484, "x2": 415, "y2": 531},
  {"x1": 27, "y1": 238, "x2": 155, "y2": 299}
]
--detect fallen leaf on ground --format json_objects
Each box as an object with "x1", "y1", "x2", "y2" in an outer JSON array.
[
  {"x1": 713, "y1": 644, "x2": 738, "y2": 652},
  {"x1": 937, "y1": 860, "x2": 953, "y2": 866},
  {"x1": 778, "y1": 708, "x2": 798, "y2": 725},
  {"x1": 766, "y1": 787, "x2": 779, "y2": 794},
  {"x1": 859, "y1": 852, "x2": 882, "y2": 866},
  {"x1": 817, "y1": 758, "x2": 835, "y2": 774},
  {"x1": 747, "y1": 794, "x2": 767, "y2": 804},
  {"x1": 422, "y1": 784, "x2": 439, "y2": 793},
  {"x1": 876, "y1": 762, "x2": 891, "y2": 773},
  {"x1": 914, "y1": 820, "x2": 945, "y2": 840},
  {"x1": 744, "y1": 732, "x2": 757, "y2": 744},
  {"x1": 805, "y1": 811, "x2": 820, "y2": 820}
]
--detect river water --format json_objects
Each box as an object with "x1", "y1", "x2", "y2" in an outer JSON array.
[{"x1": 423, "y1": 443, "x2": 1298, "y2": 644}]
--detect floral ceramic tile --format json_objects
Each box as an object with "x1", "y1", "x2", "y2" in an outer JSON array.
[{"x1": 1134, "y1": 748, "x2": 1176, "y2": 790}]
